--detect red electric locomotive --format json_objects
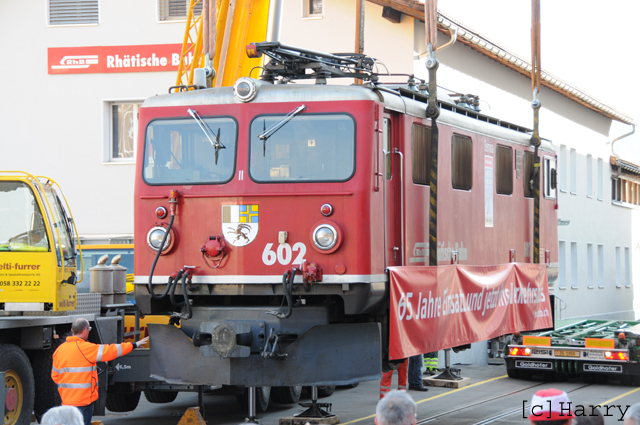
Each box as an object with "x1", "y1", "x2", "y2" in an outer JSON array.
[{"x1": 133, "y1": 43, "x2": 558, "y2": 394}]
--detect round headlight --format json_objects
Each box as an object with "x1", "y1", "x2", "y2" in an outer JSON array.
[
  {"x1": 313, "y1": 225, "x2": 338, "y2": 250},
  {"x1": 147, "y1": 226, "x2": 170, "y2": 251},
  {"x1": 233, "y1": 77, "x2": 258, "y2": 102}
]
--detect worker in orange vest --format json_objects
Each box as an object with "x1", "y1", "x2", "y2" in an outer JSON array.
[
  {"x1": 379, "y1": 358, "x2": 408, "y2": 399},
  {"x1": 52, "y1": 318, "x2": 149, "y2": 425}
]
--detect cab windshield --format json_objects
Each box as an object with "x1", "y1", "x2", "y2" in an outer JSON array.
[
  {"x1": 249, "y1": 114, "x2": 355, "y2": 182},
  {"x1": 143, "y1": 117, "x2": 237, "y2": 185},
  {"x1": 0, "y1": 181, "x2": 50, "y2": 252}
]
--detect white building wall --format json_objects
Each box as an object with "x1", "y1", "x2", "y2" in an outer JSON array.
[{"x1": 0, "y1": 0, "x2": 184, "y2": 236}]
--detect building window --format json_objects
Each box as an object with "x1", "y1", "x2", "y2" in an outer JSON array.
[
  {"x1": 412, "y1": 125, "x2": 431, "y2": 186},
  {"x1": 496, "y1": 145, "x2": 512, "y2": 195},
  {"x1": 451, "y1": 134, "x2": 472, "y2": 190},
  {"x1": 523, "y1": 151, "x2": 534, "y2": 198},
  {"x1": 597, "y1": 158, "x2": 603, "y2": 199},
  {"x1": 597, "y1": 244, "x2": 604, "y2": 287},
  {"x1": 108, "y1": 102, "x2": 141, "y2": 162},
  {"x1": 48, "y1": 0, "x2": 99, "y2": 26},
  {"x1": 612, "y1": 178, "x2": 622, "y2": 202},
  {"x1": 158, "y1": 0, "x2": 202, "y2": 21},
  {"x1": 303, "y1": 0, "x2": 323, "y2": 18},
  {"x1": 570, "y1": 148, "x2": 577, "y2": 193},
  {"x1": 587, "y1": 243, "x2": 594, "y2": 288},
  {"x1": 625, "y1": 247, "x2": 631, "y2": 287},
  {"x1": 559, "y1": 144, "x2": 566, "y2": 191},
  {"x1": 615, "y1": 246, "x2": 621, "y2": 287},
  {"x1": 571, "y1": 242, "x2": 578, "y2": 288},
  {"x1": 543, "y1": 156, "x2": 556, "y2": 199},
  {"x1": 586, "y1": 154, "x2": 593, "y2": 197},
  {"x1": 558, "y1": 240, "x2": 566, "y2": 289}
]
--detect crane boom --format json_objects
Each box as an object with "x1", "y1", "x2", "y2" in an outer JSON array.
[{"x1": 176, "y1": 0, "x2": 270, "y2": 88}]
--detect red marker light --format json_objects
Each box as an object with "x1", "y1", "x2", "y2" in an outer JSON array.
[
  {"x1": 321, "y1": 204, "x2": 333, "y2": 217},
  {"x1": 155, "y1": 206, "x2": 168, "y2": 219},
  {"x1": 246, "y1": 44, "x2": 261, "y2": 58}
]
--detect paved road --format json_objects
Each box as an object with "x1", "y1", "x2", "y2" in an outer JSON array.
[{"x1": 88, "y1": 364, "x2": 639, "y2": 425}]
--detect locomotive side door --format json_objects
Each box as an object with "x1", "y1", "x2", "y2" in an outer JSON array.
[{"x1": 383, "y1": 115, "x2": 403, "y2": 267}]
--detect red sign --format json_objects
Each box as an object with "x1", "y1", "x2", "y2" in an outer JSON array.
[
  {"x1": 48, "y1": 44, "x2": 190, "y2": 75},
  {"x1": 388, "y1": 263, "x2": 552, "y2": 360}
]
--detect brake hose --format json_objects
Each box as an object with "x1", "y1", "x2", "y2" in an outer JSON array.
[
  {"x1": 276, "y1": 268, "x2": 298, "y2": 319},
  {"x1": 169, "y1": 269, "x2": 186, "y2": 306},
  {"x1": 180, "y1": 271, "x2": 193, "y2": 320},
  {"x1": 147, "y1": 214, "x2": 175, "y2": 299}
]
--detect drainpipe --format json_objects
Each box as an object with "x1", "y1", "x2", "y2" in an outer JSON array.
[{"x1": 611, "y1": 123, "x2": 636, "y2": 178}]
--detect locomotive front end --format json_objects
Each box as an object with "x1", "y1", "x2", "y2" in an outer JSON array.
[{"x1": 133, "y1": 79, "x2": 386, "y2": 387}]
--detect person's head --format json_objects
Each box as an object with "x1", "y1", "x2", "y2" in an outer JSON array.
[
  {"x1": 574, "y1": 408, "x2": 604, "y2": 425},
  {"x1": 71, "y1": 318, "x2": 91, "y2": 340},
  {"x1": 41, "y1": 405, "x2": 84, "y2": 425},
  {"x1": 375, "y1": 390, "x2": 417, "y2": 425},
  {"x1": 529, "y1": 389, "x2": 573, "y2": 425},
  {"x1": 624, "y1": 402, "x2": 640, "y2": 425}
]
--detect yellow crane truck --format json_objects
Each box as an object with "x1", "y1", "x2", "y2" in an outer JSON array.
[{"x1": 0, "y1": 172, "x2": 186, "y2": 425}]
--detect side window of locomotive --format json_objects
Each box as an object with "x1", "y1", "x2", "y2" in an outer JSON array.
[
  {"x1": 249, "y1": 114, "x2": 355, "y2": 182},
  {"x1": 544, "y1": 156, "x2": 557, "y2": 199},
  {"x1": 523, "y1": 151, "x2": 534, "y2": 198},
  {"x1": 383, "y1": 118, "x2": 392, "y2": 180},
  {"x1": 143, "y1": 117, "x2": 238, "y2": 185},
  {"x1": 495, "y1": 145, "x2": 513, "y2": 195},
  {"x1": 451, "y1": 134, "x2": 472, "y2": 190},
  {"x1": 412, "y1": 124, "x2": 431, "y2": 185}
]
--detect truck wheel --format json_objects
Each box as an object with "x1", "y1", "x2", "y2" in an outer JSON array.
[
  {"x1": 271, "y1": 386, "x2": 302, "y2": 404},
  {"x1": 106, "y1": 391, "x2": 141, "y2": 412},
  {"x1": 506, "y1": 368, "x2": 518, "y2": 379},
  {"x1": 236, "y1": 387, "x2": 270, "y2": 413},
  {"x1": 1, "y1": 344, "x2": 35, "y2": 425},
  {"x1": 30, "y1": 334, "x2": 66, "y2": 422},
  {"x1": 316, "y1": 386, "x2": 336, "y2": 398},
  {"x1": 144, "y1": 390, "x2": 178, "y2": 404}
]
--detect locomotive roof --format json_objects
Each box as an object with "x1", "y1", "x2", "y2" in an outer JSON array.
[{"x1": 143, "y1": 79, "x2": 554, "y2": 153}]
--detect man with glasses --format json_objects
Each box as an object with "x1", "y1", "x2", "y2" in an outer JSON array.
[{"x1": 52, "y1": 318, "x2": 149, "y2": 425}]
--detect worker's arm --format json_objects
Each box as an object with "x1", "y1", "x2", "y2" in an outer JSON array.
[
  {"x1": 86, "y1": 342, "x2": 135, "y2": 362},
  {"x1": 88, "y1": 336, "x2": 150, "y2": 362}
]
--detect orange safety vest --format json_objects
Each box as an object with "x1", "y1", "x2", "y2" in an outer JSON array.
[{"x1": 51, "y1": 336, "x2": 134, "y2": 406}]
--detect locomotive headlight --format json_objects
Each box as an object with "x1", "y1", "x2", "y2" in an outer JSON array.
[
  {"x1": 233, "y1": 77, "x2": 258, "y2": 102},
  {"x1": 148, "y1": 226, "x2": 171, "y2": 251},
  {"x1": 313, "y1": 225, "x2": 338, "y2": 250}
]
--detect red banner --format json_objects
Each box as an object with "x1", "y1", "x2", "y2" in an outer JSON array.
[
  {"x1": 388, "y1": 263, "x2": 552, "y2": 360},
  {"x1": 47, "y1": 44, "x2": 190, "y2": 75}
]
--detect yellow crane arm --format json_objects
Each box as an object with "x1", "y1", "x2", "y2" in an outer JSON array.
[{"x1": 176, "y1": 0, "x2": 270, "y2": 88}]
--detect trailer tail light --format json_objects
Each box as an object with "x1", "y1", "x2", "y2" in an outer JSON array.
[
  {"x1": 604, "y1": 351, "x2": 628, "y2": 361},
  {"x1": 509, "y1": 347, "x2": 531, "y2": 356},
  {"x1": 155, "y1": 206, "x2": 168, "y2": 219}
]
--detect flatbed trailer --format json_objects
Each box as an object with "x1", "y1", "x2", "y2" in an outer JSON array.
[{"x1": 505, "y1": 319, "x2": 640, "y2": 384}]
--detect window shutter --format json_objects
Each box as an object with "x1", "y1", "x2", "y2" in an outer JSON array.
[
  {"x1": 159, "y1": 0, "x2": 202, "y2": 21},
  {"x1": 412, "y1": 125, "x2": 431, "y2": 186},
  {"x1": 451, "y1": 134, "x2": 472, "y2": 190},
  {"x1": 49, "y1": 0, "x2": 99, "y2": 25}
]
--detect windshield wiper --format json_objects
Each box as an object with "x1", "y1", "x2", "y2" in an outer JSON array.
[
  {"x1": 188, "y1": 109, "x2": 225, "y2": 165},
  {"x1": 258, "y1": 104, "x2": 306, "y2": 156}
]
